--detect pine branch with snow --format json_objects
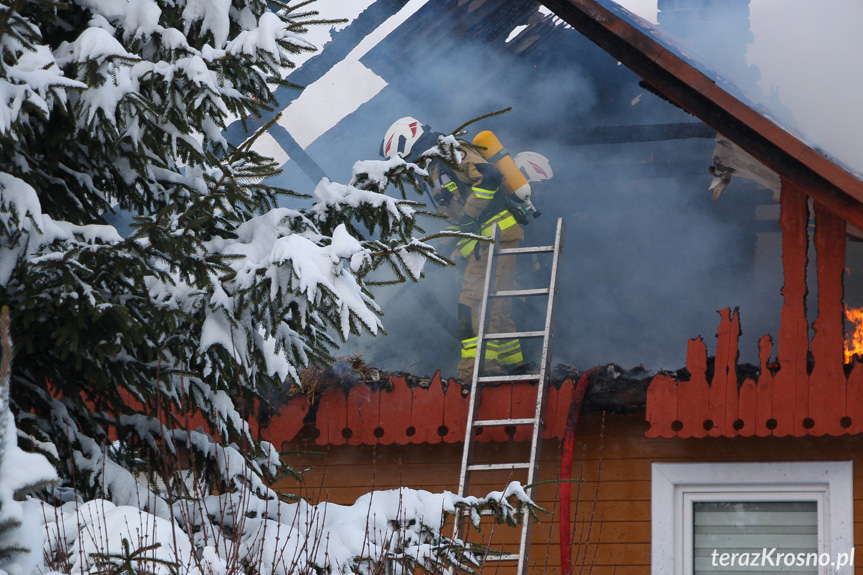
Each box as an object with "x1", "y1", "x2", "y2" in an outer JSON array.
[
  {"x1": 0, "y1": 3, "x2": 521, "y2": 574},
  {"x1": 0, "y1": 0, "x2": 469, "y2": 518}
]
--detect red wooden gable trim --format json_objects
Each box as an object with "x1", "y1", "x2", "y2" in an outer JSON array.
[
  {"x1": 92, "y1": 375, "x2": 575, "y2": 448},
  {"x1": 254, "y1": 375, "x2": 581, "y2": 447},
  {"x1": 646, "y1": 178, "x2": 854, "y2": 437}
]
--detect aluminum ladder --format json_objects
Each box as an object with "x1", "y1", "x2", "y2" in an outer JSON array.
[{"x1": 453, "y1": 217, "x2": 566, "y2": 575}]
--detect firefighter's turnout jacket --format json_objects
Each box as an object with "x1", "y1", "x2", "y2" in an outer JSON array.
[{"x1": 430, "y1": 144, "x2": 525, "y2": 381}]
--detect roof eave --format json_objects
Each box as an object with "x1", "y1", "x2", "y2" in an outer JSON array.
[{"x1": 539, "y1": 0, "x2": 863, "y2": 230}]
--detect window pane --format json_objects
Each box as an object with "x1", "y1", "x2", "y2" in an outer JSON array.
[{"x1": 693, "y1": 501, "x2": 817, "y2": 574}]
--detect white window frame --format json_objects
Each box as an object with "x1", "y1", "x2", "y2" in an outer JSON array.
[{"x1": 652, "y1": 461, "x2": 853, "y2": 575}]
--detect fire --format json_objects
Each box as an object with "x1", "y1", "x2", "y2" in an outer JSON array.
[{"x1": 845, "y1": 306, "x2": 863, "y2": 363}]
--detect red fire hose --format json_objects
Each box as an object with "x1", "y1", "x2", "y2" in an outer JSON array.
[{"x1": 559, "y1": 368, "x2": 599, "y2": 575}]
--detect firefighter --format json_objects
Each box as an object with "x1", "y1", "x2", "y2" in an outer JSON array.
[{"x1": 382, "y1": 117, "x2": 529, "y2": 381}]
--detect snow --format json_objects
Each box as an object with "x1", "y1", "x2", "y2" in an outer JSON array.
[
  {"x1": 506, "y1": 25, "x2": 528, "y2": 43},
  {"x1": 0, "y1": 172, "x2": 122, "y2": 285},
  {"x1": 264, "y1": 231, "x2": 381, "y2": 339},
  {"x1": 398, "y1": 243, "x2": 431, "y2": 281},
  {"x1": 74, "y1": 0, "x2": 163, "y2": 39},
  {"x1": 67, "y1": 505, "x2": 198, "y2": 575},
  {"x1": 311, "y1": 178, "x2": 408, "y2": 223},
  {"x1": 182, "y1": 0, "x2": 231, "y2": 48},
  {"x1": 275, "y1": 59, "x2": 387, "y2": 149},
  {"x1": 0, "y1": 409, "x2": 57, "y2": 575},
  {"x1": 38, "y1": 482, "x2": 534, "y2": 575},
  {"x1": 199, "y1": 312, "x2": 240, "y2": 366},
  {"x1": 0, "y1": 40, "x2": 83, "y2": 135},
  {"x1": 613, "y1": 0, "x2": 658, "y2": 23},
  {"x1": 0, "y1": 171, "x2": 44, "y2": 229},
  {"x1": 55, "y1": 27, "x2": 136, "y2": 64},
  {"x1": 227, "y1": 12, "x2": 310, "y2": 59}
]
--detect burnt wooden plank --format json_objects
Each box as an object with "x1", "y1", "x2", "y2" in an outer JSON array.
[
  {"x1": 847, "y1": 362, "x2": 863, "y2": 434},
  {"x1": 644, "y1": 372, "x2": 678, "y2": 438},
  {"x1": 316, "y1": 388, "x2": 348, "y2": 446},
  {"x1": 809, "y1": 202, "x2": 847, "y2": 435},
  {"x1": 347, "y1": 384, "x2": 377, "y2": 446},
  {"x1": 755, "y1": 335, "x2": 775, "y2": 436},
  {"x1": 677, "y1": 337, "x2": 709, "y2": 438},
  {"x1": 737, "y1": 378, "x2": 757, "y2": 437},
  {"x1": 391, "y1": 376, "x2": 414, "y2": 445},
  {"x1": 775, "y1": 180, "x2": 810, "y2": 436},
  {"x1": 442, "y1": 375, "x2": 468, "y2": 443},
  {"x1": 709, "y1": 308, "x2": 740, "y2": 437}
]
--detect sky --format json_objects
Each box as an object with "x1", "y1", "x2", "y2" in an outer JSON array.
[{"x1": 612, "y1": 0, "x2": 657, "y2": 22}]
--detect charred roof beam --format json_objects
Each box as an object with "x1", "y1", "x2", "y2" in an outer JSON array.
[{"x1": 536, "y1": 121, "x2": 715, "y2": 145}]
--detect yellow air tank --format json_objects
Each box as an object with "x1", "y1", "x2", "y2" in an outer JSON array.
[{"x1": 472, "y1": 130, "x2": 531, "y2": 201}]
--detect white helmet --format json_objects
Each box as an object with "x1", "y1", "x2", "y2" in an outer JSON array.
[
  {"x1": 514, "y1": 152, "x2": 554, "y2": 182},
  {"x1": 382, "y1": 117, "x2": 427, "y2": 159}
]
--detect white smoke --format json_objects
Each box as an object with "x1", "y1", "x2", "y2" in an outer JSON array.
[
  {"x1": 746, "y1": 0, "x2": 863, "y2": 177},
  {"x1": 618, "y1": 0, "x2": 863, "y2": 178}
]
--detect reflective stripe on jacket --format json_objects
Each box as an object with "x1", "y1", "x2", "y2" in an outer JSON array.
[{"x1": 456, "y1": 209, "x2": 518, "y2": 258}]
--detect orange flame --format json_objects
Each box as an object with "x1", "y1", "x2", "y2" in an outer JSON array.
[{"x1": 845, "y1": 306, "x2": 863, "y2": 363}]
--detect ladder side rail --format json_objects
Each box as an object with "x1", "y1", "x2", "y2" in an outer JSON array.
[
  {"x1": 453, "y1": 224, "x2": 501, "y2": 542},
  {"x1": 525, "y1": 218, "x2": 567, "y2": 491},
  {"x1": 516, "y1": 217, "x2": 567, "y2": 575}
]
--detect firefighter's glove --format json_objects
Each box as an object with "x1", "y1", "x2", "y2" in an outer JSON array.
[
  {"x1": 434, "y1": 189, "x2": 453, "y2": 208},
  {"x1": 435, "y1": 181, "x2": 457, "y2": 207},
  {"x1": 458, "y1": 214, "x2": 480, "y2": 235}
]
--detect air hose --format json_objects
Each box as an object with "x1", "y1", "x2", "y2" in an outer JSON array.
[{"x1": 560, "y1": 368, "x2": 599, "y2": 575}]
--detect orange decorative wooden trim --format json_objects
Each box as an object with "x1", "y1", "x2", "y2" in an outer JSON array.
[
  {"x1": 257, "y1": 374, "x2": 579, "y2": 446},
  {"x1": 250, "y1": 394, "x2": 310, "y2": 445},
  {"x1": 646, "y1": 179, "x2": 854, "y2": 437}
]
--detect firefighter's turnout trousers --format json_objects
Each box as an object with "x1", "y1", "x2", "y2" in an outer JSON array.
[{"x1": 457, "y1": 233, "x2": 524, "y2": 382}]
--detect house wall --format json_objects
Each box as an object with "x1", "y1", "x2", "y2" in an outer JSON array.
[{"x1": 279, "y1": 412, "x2": 863, "y2": 575}]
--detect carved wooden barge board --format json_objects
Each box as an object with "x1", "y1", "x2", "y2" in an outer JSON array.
[
  {"x1": 646, "y1": 177, "x2": 852, "y2": 438},
  {"x1": 246, "y1": 375, "x2": 582, "y2": 448}
]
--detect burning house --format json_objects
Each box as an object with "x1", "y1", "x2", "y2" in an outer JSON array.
[{"x1": 237, "y1": 0, "x2": 863, "y2": 573}]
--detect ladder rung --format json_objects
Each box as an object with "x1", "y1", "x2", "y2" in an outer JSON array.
[
  {"x1": 484, "y1": 554, "x2": 521, "y2": 562},
  {"x1": 484, "y1": 330, "x2": 545, "y2": 340},
  {"x1": 468, "y1": 462, "x2": 531, "y2": 472},
  {"x1": 497, "y1": 245, "x2": 554, "y2": 255},
  {"x1": 477, "y1": 373, "x2": 542, "y2": 384},
  {"x1": 473, "y1": 417, "x2": 536, "y2": 427},
  {"x1": 491, "y1": 288, "x2": 550, "y2": 298}
]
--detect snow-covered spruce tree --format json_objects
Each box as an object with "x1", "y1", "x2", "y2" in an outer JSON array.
[
  {"x1": 0, "y1": 0, "x2": 460, "y2": 508},
  {"x1": 0, "y1": 307, "x2": 58, "y2": 575}
]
